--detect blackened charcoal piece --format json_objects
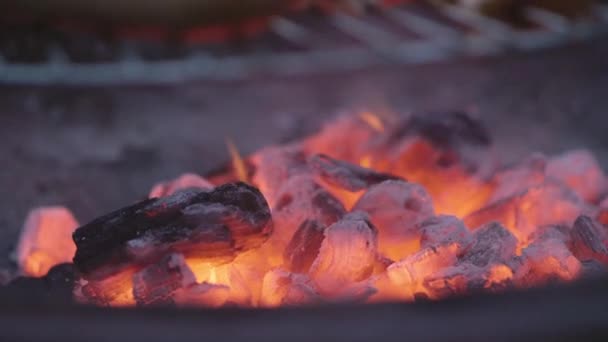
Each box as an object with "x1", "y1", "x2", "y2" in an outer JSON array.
[
  {"x1": 309, "y1": 154, "x2": 402, "y2": 192},
  {"x1": 570, "y1": 216, "x2": 608, "y2": 264},
  {"x1": 460, "y1": 222, "x2": 517, "y2": 268},
  {"x1": 388, "y1": 111, "x2": 491, "y2": 148},
  {"x1": 284, "y1": 220, "x2": 326, "y2": 273},
  {"x1": 73, "y1": 182, "x2": 273, "y2": 279},
  {"x1": 1, "y1": 263, "x2": 76, "y2": 305},
  {"x1": 132, "y1": 254, "x2": 196, "y2": 307}
]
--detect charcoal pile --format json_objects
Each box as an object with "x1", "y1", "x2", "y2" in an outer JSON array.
[{"x1": 4, "y1": 112, "x2": 608, "y2": 308}]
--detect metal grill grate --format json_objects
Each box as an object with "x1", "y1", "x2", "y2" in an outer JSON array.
[{"x1": 1, "y1": 2, "x2": 608, "y2": 85}]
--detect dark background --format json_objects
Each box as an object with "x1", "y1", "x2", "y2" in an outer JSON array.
[{"x1": 1, "y1": 36, "x2": 607, "y2": 269}]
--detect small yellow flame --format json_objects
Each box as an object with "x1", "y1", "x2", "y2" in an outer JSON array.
[
  {"x1": 359, "y1": 155, "x2": 372, "y2": 168},
  {"x1": 226, "y1": 138, "x2": 248, "y2": 183},
  {"x1": 359, "y1": 112, "x2": 384, "y2": 132}
]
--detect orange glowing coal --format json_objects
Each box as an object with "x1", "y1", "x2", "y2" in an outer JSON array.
[{"x1": 15, "y1": 112, "x2": 608, "y2": 308}]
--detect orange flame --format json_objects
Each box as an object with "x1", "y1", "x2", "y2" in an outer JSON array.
[
  {"x1": 227, "y1": 138, "x2": 249, "y2": 183},
  {"x1": 359, "y1": 112, "x2": 384, "y2": 132}
]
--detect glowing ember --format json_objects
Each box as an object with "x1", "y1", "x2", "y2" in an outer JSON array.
[
  {"x1": 15, "y1": 112, "x2": 608, "y2": 308},
  {"x1": 16, "y1": 207, "x2": 79, "y2": 277}
]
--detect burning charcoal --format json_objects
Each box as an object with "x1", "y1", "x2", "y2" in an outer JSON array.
[
  {"x1": 80, "y1": 267, "x2": 137, "y2": 306},
  {"x1": 419, "y1": 215, "x2": 473, "y2": 254},
  {"x1": 569, "y1": 216, "x2": 608, "y2": 264},
  {"x1": 386, "y1": 244, "x2": 459, "y2": 296},
  {"x1": 173, "y1": 282, "x2": 230, "y2": 308},
  {"x1": 423, "y1": 263, "x2": 514, "y2": 299},
  {"x1": 465, "y1": 182, "x2": 589, "y2": 242},
  {"x1": 368, "y1": 271, "x2": 414, "y2": 303},
  {"x1": 251, "y1": 146, "x2": 308, "y2": 207},
  {"x1": 373, "y1": 254, "x2": 393, "y2": 275},
  {"x1": 422, "y1": 264, "x2": 481, "y2": 299},
  {"x1": 148, "y1": 173, "x2": 214, "y2": 198},
  {"x1": 489, "y1": 154, "x2": 547, "y2": 203},
  {"x1": 73, "y1": 182, "x2": 273, "y2": 280},
  {"x1": 528, "y1": 224, "x2": 572, "y2": 246},
  {"x1": 309, "y1": 154, "x2": 401, "y2": 192},
  {"x1": 284, "y1": 220, "x2": 326, "y2": 273},
  {"x1": 309, "y1": 212, "x2": 378, "y2": 295},
  {"x1": 515, "y1": 237, "x2": 582, "y2": 287},
  {"x1": 394, "y1": 111, "x2": 491, "y2": 150},
  {"x1": 132, "y1": 254, "x2": 196, "y2": 307},
  {"x1": 546, "y1": 149, "x2": 607, "y2": 203},
  {"x1": 460, "y1": 222, "x2": 517, "y2": 268},
  {"x1": 16, "y1": 207, "x2": 79, "y2": 277},
  {"x1": 272, "y1": 175, "x2": 345, "y2": 246},
  {"x1": 353, "y1": 180, "x2": 434, "y2": 260},
  {"x1": 260, "y1": 269, "x2": 319, "y2": 307},
  {"x1": 303, "y1": 114, "x2": 382, "y2": 163}
]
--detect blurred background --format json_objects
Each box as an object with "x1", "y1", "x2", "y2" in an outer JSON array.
[{"x1": 0, "y1": 0, "x2": 607, "y2": 269}]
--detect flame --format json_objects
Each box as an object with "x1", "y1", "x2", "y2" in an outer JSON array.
[
  {"x1": 226, "y1": 138, "x2": 249, "y2": 183},
  {"x1": 359, "y1": 112, "x2": 384, "y2": 132}
]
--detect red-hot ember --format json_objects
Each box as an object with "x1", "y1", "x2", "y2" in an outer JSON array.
[{"x1": 15, "y1": 112, "x2": 608, "y2": 308}]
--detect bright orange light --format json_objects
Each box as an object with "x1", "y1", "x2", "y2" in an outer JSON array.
[
  {"x1": 17, "y1": 207, "x2": 79, "y2": 277},
  {"x1": 226, "y1": 138, "x2": 249, "y2": 183},
  {"x1": 359, "y1": 112, "x2": 384, "y2": 132}
]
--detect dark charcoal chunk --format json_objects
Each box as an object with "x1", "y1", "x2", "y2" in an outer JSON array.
[
  {"x1": 460, "y1": 222, "x2": 517, "y2": 268},
  {"x1": 1, "y1": 263, "x2": 76, "y2": 305},
  {"x1": 73, "y1": 182, "x2": 273, "y2": 279},
  {"x1": 570, "y1": 216, "x2": 608, "y2": 264},
  {"x1": 284, "y1": 220, "x2": 326, "y2": 273},
  {"x1": 132, "y1": 254, "x2": 196, "y2": 307},
  {"x1": 309, "y1": 154, "x2": 401, "y2": 192},
  {"x1": 388, "y1": 111, "x2": 491, "y2": 148}
]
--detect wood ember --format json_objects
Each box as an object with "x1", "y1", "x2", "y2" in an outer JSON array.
[
  {"x1": 251, "y1": 146, "x2": 308, "y2": 207},
  {"x1": 464, "y1": 182, "x2": 588, "y2": 242},
  {"x1": 148, "y1": 173, "x2": 214, "y2": 198},
  {"x1": 309, "y1": 154, "x2": 401, "y2": 192},
  {"x1": 80, "y1": 267, "x2": 137, "y2": 306},
  {"x1": 260, "y1": 269, "x2": 319, "y2": 308},
  {"x1": 515, "y1": 237, "x2": 582, "y2": 287},
  {"x1": 387, "y1": 111, "x2": 491, "y2": 152},
  {"x1": 172, "y1": 282, "x2": 230, "y2": 308},
  {"x1": 460, "y1": 222, "x2": 517, "y2": 268},
  {"x1": 309, "y1": 212, "x2": 378, "y2": 295},
  {"x1": 132, "y1": 254, "x2": 196, "y2": 306},
  {"x1": 303, "y1": 114, "x2": 381, "y2": 163},
  {"x1": 73, "y1": 182, "x2": 273, "y2": 280},
  {"x1": 16, "y1": 207, "x2": 79, "y2": 277},
  {"x1": 386, "y1": 244, "x2": 459, "y2": 296},
  {"x1": 419, "y1": 215, "x2": 473, "y2": 253},
  {"x1": 569, "y1": 216, "x2": 608, "y2": 264},
  {"x1": 272, "y1": 175, "x2": 345, "y2": 245},
  {"x1": 284, "y1": 220, "x2": 326, "y2": 274},
  {"x1": 353, "y1": 180, "x2": 434, "y2": 260},
  {"x1": 528, "y1": 224, "x2": 572, "y2": 246},
  {"x1": 546, "y1": 149, "x2": 607, "y2": 203},
  {"x1": 489, "y1": 153, "x2": 547, "y2": 203}
]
